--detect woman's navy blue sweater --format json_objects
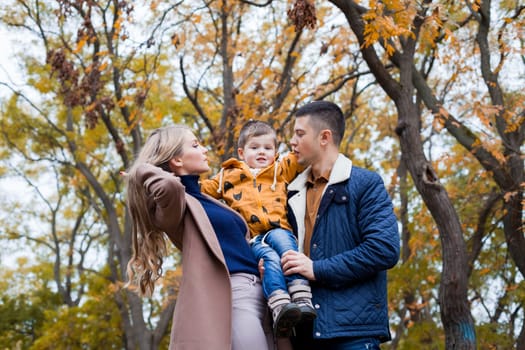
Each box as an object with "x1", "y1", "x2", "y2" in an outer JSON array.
[{"x1": 180, "y1": 175, "x2": 258, "y2": 275}]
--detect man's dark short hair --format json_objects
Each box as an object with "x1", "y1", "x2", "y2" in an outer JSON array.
[{"x1": 295, "y1": 101, "x2": 345, "y2": 146}]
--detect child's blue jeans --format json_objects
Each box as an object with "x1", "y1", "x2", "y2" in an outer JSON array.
[{"x1": 250, "y1": 228, "x2": 307, "y2": 299}]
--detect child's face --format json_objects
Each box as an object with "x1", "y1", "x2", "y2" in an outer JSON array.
[{"x1": 238, "y1": 134, "x2": 276, "y2": 169}]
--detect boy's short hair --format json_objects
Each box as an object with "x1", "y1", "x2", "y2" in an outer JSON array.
[
  {"x1": 295, "y1": 100, "x2": 345, "y2": 146},
  {"x1": 237, "y1": 120, "x2": 277, "y2": 149}
]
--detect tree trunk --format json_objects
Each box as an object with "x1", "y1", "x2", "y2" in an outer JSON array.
[
  {"x1": 395, "y1": 93, "x2": 476, "y2": 350},
  {"x1": 219, "y1": 0, "x2": 237, "y2": 160},
  {"x1": 327, "y1": 1, "x2": 477, "y2": 348}
]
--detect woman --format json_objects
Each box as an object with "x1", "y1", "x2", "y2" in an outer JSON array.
[{"x1": 125, "y1": 125, "x2": 289, "y2": 350}]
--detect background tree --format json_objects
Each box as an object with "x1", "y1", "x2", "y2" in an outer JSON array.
[
  {"x1": 0, "y1": 0, "x2": 367, "y2": 348},
  {"x1": 171, "y1": 0, "x2": 369, "y2": 161},
  {"x1": 319, "y1": 0, "x2": 524, "y2": 348},
  {"x1": 1, "y1": 0, "x2": 523, "y2": 349},
  {"x1": 0, "y1": 0, "x2": 183, "y2": 348}
]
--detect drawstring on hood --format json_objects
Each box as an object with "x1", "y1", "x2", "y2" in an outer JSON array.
[
  {"x1": 217, "y1": 167, "x2": 225, "y2": 194},
  {"x1": 270, "y1": 159, "x2": 278, "y2": 191}
]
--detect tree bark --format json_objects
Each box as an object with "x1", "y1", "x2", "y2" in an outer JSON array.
[{"x1": 328, "y1": 1, "x2": 477, "y2": 348}]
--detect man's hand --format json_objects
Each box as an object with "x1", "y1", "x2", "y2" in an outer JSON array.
[{"x1": 281, "y1": 250, "x2": 315, "y2": 281}]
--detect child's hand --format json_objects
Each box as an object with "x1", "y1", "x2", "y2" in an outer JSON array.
[{"x1": 258, "y1": 259, "x2": 265, "y2": 280}]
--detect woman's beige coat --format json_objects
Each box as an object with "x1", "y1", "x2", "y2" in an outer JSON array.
[
  {"x1": 136, "y1": 164, "x2": 290, "y2": 350},
  {"x1": 137, "y1": 163, "x2": 236, "y2": 349}
]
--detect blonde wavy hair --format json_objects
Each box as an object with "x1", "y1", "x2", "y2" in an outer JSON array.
[{"x1": 125, "y1": 125, "x2": 191, "y2": 296}]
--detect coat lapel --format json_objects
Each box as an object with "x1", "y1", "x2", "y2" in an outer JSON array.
[
  {"x1": 185, "y1": 194, "x2": 226, "y2": 263},
  {"x1": 184, "y1": 192, "x2": 251, "y2": 264}
]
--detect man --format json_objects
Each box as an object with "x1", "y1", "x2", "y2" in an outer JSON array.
[{"x1": 281, "y1": 101, "x2": 400, "y2": 349}]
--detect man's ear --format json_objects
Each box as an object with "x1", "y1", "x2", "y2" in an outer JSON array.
[
  {"x1": 237, "y1": 148, "x2": 245, "y2": 160},
  {"x1": 319, "y1": 129, "x2": 332, "y2": 146}
]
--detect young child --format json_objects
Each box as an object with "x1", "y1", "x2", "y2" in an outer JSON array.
[{"x1": 201, "y1": 120, "x2": 316, "y2": 337}]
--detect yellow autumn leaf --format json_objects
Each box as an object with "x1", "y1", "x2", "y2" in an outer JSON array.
[
  {"x1": 74, "y1": 37, "x2": 87, "y2": 54},
  {"x1": 479, "y1": 268, "x2": 491, "y2": 276},
  {"x1": 98, "y1": 61, "x2": 108, "y2": 71}
]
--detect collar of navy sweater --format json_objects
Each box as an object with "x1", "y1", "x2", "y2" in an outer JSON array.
[{"x1": 179, "y1": 175, "x2": 201, "y2": 195}]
